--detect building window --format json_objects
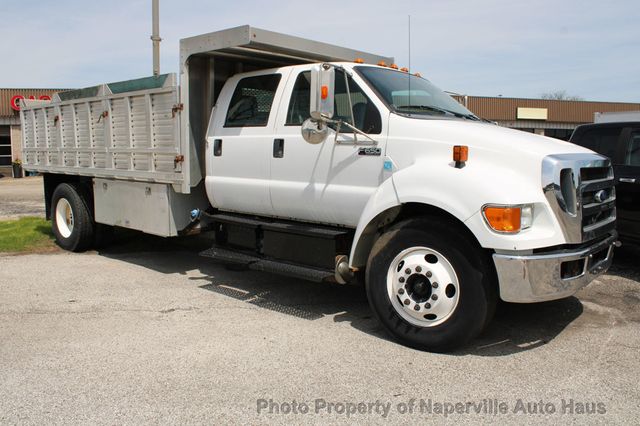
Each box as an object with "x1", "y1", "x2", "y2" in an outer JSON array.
[{"x1": 0, "y1": 127, "x2": 11, "y2": 166}]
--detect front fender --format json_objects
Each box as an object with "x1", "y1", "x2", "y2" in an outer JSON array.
[
  {"x1": 349, "y1": 162, "x2": 480, "y2": 268},
  {"x1": 349, "y1": 158, "x2": 566, "y2": 267}
]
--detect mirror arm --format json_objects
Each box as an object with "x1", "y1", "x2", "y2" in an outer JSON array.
[
  {"x1": 338, "y1": 121, "x2": 377, "y2": 145},
  {"x1": 343, "y1": 70, "x2": 357, "y2": 144},
  {"x1": 322, "y1": 118, "x2": 376, "y2": 145}
]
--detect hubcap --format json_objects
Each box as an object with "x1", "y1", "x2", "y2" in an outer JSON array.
[
  {"x1": 386, "y1": 247, "x2": 460, "y2": 327},
  {"x1": 55, "y1": 198, "x2": 74, "y2": 238}
]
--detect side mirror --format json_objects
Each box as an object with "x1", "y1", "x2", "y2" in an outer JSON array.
[
  {"x1": 310, "y1": 63, "x2": 335, "y2": 120},
  {"x1": 301, "y1": 118, "x2": 328, "y2": 144}
]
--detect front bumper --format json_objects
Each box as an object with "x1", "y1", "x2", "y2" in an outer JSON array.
[{"x1": 493, "y1": 232, "x2": 618, "y2": 303}]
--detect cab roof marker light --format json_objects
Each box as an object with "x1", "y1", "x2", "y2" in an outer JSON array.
[{"x1": 354, "y1": 58, "x2": 364, "y2": 64}]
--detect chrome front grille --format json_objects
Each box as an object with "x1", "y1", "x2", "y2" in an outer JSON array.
[
  {"x1": 579, "y1": 167, "x2": 616, "y2": 240},
  {"x1": 542, "y1": 154, "x2": 616, "y2": 243}
]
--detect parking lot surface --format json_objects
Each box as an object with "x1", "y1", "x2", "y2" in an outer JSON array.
[
  {"x1": 1, "y1": 177, "x2": 639, "y2": 424},
  {"x1": 1, "y1": 232, "x2": 639, "y2": 424}
]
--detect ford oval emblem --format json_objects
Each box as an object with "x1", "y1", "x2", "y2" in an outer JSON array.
[{"x1": 594, "y1": 189, "x2": 608, "y2": 203}]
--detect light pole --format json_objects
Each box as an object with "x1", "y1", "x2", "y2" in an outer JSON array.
[{"x1": 151, "y1": 0, "x2": 161, "y2": 76}]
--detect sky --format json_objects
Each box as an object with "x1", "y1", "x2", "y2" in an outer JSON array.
[{"x1": 1, "y1": 0, "x2": 639, "y2": 102}]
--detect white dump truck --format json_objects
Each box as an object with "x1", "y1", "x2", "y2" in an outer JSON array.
[{"x1": 20, "y1": 26, "x2": 618, "y2": 351}]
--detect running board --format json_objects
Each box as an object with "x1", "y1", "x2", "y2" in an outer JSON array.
[{"x1": 200, "y1": 246, "x2": 334, "y2": 283}]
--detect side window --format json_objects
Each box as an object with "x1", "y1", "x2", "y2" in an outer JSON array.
[
  {"x1": 285, "y1": 72, "x2": 311, "y2": 126},
  {"x1": 625, "y1": 131, "x2": 640, "y2": 166},
  {"x1": 285, "y1": 70, "x2": 382, "y2": 134},
  {"x1": 576, "y1": 127, "x2": 621, "y2": 160},
  {"x1": 225, "y1": 74, "x2": 281, "y2": 127},
  {"x1": 334, "y1": 70, "x2": 382, "y2": 134}
]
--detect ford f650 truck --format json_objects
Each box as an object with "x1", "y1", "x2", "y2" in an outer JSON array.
[{"x1": 20, "y1": 26, "x2": 619, "y2": 352}]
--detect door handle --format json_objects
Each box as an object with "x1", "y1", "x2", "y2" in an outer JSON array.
[
  {"x1": 619, "y1": 177, "x2": 636, "y2": 183},
  {"x1": 273, "y1": 138, "x2": 284, "y2": 158},
  {"x1": 213, "y1": 139, "x2": 222, "y2": 156}
]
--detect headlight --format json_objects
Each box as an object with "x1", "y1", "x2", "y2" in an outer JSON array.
[{"x1": 482, "y1": 204, "x2": 534, "y2": 233}]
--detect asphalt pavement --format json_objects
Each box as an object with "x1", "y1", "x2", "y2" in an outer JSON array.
[{"x1": 0, "y1": 176, "x2": 639, "y2": 424}]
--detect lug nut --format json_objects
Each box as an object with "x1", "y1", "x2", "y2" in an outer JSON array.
[
  {"x1": 398, "y1": 288, "x2": 405, "y2": 295},
  {"x1": 414, "y1": 305, "x2": 420, "y2": 311},
  {"x1": 415, "y1": 266, "x2": 422, "y2": 273},
  {"x1": 405, "y1": 268, "x2": 411, "y2": 274},
  {"x1": 399, "y1": 277, "x2": 405, "y2": 283},
  {"x1": 404, "y1": 299, "x2": 411, "y2": 305},
  {"x1": 431, "y1": 294, "x2": 438, "y2": 301},
  {"x1": 426, "y1": 271, "x2": 432, "y2": 278},
  {"x1": 432, "y1": 282, "x2": 439, "y2": 289},
  {"x1": 425, "y1": 303, "x2": 431, "y2": 309}
]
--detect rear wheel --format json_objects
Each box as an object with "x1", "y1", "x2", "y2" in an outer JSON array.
[
  {"x1": 51, "y1": 183, "x2": 95, "y2": 252},
  {"x1": 365, "y1": 217, "x2": 496, "y2": 352}
]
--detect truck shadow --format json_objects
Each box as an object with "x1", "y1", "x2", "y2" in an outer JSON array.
[
  {"x1": 97, "y1": 229, "x2": 586, "y2": 357},
  {"x1": 605, "y1": 242, "x2": 640, "y2": 281}
]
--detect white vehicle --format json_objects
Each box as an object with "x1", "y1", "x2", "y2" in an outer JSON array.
[{"x1": 20, "y1": 26, "x2": 618, "y2": 352}]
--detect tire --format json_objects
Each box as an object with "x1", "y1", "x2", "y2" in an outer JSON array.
[
  {"x1": 51, "y1": 183, "x2": 95, "y2": 252},
  {"x1": 365, "y1": 217, "x2": 496, "y2": 352}
]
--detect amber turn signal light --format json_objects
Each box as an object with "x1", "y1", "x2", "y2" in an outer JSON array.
[
  {"x1": 453, "y1": 145, "x2": 468, "y2": 162},
  {"x1": 483, "y1": 206, "x2": 522, "y2": 233},
  {"x1": 453, "y1": 145, "x2": 468, "y2": 168},
  {"x1": 321, "y1": 85, "x2": 328, "y2": 100}
]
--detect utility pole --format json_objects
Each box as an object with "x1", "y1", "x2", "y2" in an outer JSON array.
[{"x1": 151, "y1": 0, "x2": 161, "y2": 76}]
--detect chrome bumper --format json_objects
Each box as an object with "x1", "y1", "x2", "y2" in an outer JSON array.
[{"x1": 493, "y1": 232, "x2": 618, "y2": 303}]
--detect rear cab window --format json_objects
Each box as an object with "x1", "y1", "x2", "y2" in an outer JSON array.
[{"x1": 571, "y1": 127, "x2": 621, "y2": 161}]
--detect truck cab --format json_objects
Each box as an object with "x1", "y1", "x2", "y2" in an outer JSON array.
[
  {"x1": 202, "y1": 60, "x2": 618, "y2": 351},
  {"x1": 20, "y1": 26, "x2": 619, "y2": 352}
]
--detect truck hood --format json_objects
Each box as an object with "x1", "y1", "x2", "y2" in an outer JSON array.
[
  {"x1": 386, "y1": 114, "x2": 600, "y2": 211},
  {"x1": 388, "y1": 115, "x2": 592, "y2": 159}
]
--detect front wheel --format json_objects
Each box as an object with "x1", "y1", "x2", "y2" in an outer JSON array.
[
  {"x1": 366, "y1": 218, "x2": 495, "y2": 352},
  {"x1": 51, "y1": 183, "x2": 95, "y2": 252}
]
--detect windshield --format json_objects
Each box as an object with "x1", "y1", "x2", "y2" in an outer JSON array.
[{"x1": 355, "y1": 66, "x2": 477, "y2": 119}]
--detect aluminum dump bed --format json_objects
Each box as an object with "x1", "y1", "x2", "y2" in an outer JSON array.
[{"x1": 20, "y1": 74, "x2": 182, "y2": 186}]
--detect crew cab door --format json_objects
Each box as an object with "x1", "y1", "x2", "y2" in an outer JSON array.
[
  {"x1": 269, "y1": 67, "x2": 388, "y2": 227},
  {"x1": 615, "y1": 127, "x2": 640, "y2": 239},
  {"x1": 206, "y1": 69, "x2": 290, "y2": 216}
]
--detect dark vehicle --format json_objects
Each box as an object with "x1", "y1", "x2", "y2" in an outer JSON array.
[{"x1": 570, "y1": 122, "x2": 640, "y2": 243}]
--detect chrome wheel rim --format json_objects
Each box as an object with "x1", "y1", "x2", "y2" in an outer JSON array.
[
  {"x1": 55, "y1": 198, "x2": 74, "y2": 238},
  {"x1": 386, "y1": 246, "x2": 460, "y2": 327}
]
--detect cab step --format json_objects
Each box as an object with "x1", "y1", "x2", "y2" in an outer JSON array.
[
  {"x1": 205, "y1": 212, "x2": 354, "y2": 270},
  {"x1": 200, "y1": 245, "x2": 334, "y2": 282}
]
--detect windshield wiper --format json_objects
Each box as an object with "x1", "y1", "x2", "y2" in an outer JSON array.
[{"x1": 395, "y1": 105, "x2": 480, "y2": 121}]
